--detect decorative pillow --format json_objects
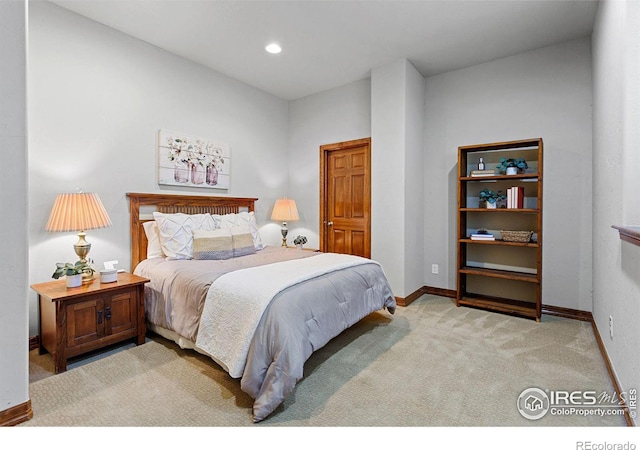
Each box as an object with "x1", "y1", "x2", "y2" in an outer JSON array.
[
  {"x1": 212, "y1": 211, "x2": 264, "y2": 250},
  {"x1": 152, "y1": 212, "x2": 216, "y2": 260},
  {"x1": 192, "y1": 229, "x2": 233, "y2": 260},
  {"x1": 142, "y1": 221, "x2": 164, "y2": 259},
  {"x1": 231, "y1": 226, "x2": 256, "y2": 257}
]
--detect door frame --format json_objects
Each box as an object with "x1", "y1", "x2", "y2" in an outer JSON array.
[{"x1": 319, "y1": 137, "x2": 371, "y2": 255}]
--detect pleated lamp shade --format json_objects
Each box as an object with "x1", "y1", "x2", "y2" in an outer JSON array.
[
  {"x1": 271, "y1": 198, "x2": 299, "y2": 247},
  {"x1": 270, "y1": 198, "x2": 299, "y2": 222},
  {"x1": 46, "y1": 192, "x2": 112, "y2": 264},
  {"x1": 46, "y1": 192, "x2": 112, "y2": 232}
]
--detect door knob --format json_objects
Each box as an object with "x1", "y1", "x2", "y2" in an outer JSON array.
[{"x1": 327, "y1": 221, "x2": 333, "y2": 226}]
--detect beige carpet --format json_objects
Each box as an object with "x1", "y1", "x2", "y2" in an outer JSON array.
[{"x1": 21, "y1": 295, "x2": 627, "y2": 427}]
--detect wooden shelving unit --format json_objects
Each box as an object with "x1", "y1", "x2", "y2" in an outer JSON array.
[{"x1": 456, "y1": 138, "x2": 543, "y2": 321}]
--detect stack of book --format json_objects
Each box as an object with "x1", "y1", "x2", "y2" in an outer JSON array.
[
  {"x1": 469, "y1": 169, "x2": 496, "y2": 177},
  {"x1": 470, "y1": 232, "x2": 495, "y2": 241},
  {"x1": 507, "y1": 186, "x2": 524, "y2": 208}
]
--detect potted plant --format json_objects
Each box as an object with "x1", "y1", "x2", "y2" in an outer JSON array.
[
  {"x1": 495, "y1": 157, "x2": 528, "y2": 175},
  {"x1": 479, "y1": 188, "x2": 506, "y2": 209},
  {"x1": 293, "y1": 235, "x2": 307, "y2": 250},
  {"x1": 52, "y1": 260, "x2": 95, "y2": 288}
]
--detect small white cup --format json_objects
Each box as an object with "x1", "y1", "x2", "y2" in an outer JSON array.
[{"x1": 100, "y1": 269, "x2": 118, "y2": 283}]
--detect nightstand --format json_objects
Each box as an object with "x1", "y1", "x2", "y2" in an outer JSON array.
[{"x1": 31, "y1": 272, "x2": 150, "y2": 374}]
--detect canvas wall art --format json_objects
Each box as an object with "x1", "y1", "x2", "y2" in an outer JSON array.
[{"x1": 158, "y1": 129, "x2": 230, "y2": 189}]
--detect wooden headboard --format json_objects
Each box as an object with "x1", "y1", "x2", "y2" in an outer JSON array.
[{"x1": 126, "y1": 193, "x2": 258, "y2": 271}]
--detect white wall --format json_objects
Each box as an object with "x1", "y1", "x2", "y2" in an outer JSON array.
[
  {"x1": 370, "y1": 59, "x2": 426, "y2": 298},
  {"x1": 27, "y1": 2, "x2": 289, "y2": 335},
  {"x1": 287, "y1": 78, "x2": 372, "y2": 249},
  {"x1": 0, "y1": 0, "x2": 29, "y2": 416},
  {"x1": 592, "y1": 0, "x2": 640, "y2": 425},
  {"x1": 371, "y1": 61, "x2": 406, "y2": 296},
  {"x1": 403, "y1": 62, "x2": 426, "y2": 298},
  {"x1": 423, "y1": 38, "x2": 593, "y2": 312}
]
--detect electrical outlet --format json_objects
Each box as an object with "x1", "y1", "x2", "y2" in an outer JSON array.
[
  {"x1": 432, "y1": 264, "x2": 439, "y2": 275},
  {"x1": 609, "y1": 315, "x2": 614, "y2": 339}
]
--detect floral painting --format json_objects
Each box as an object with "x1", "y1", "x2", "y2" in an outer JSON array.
[{"x1": 157, "y1": 129, "x2": 230, "y2": 189}]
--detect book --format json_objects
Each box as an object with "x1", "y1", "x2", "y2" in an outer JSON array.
[
  {"x1": 507, "y1": 186, "x2": 524, "y2": 208},
  {"x1": 470, "y1": 169, "x2": 496, "y2": 177},
  {"x1": 515, "y1": 186, "x2": 524, "y2": 208},
  {"x1": 470, "y1": 233, "x2": 495, "y2": 240}
]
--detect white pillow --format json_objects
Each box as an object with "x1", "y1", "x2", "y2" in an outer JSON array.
[
  {"x1": 212, "y1": 211, "x2": 264, "y2": 250},
  {"x1": 152, "y1": 212, "x2": 216, "y2": 259},
  {"x1": 142, "y1": 221, "x2": 164, "y2": 259}
]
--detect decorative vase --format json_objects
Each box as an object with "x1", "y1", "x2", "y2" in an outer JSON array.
[
  {"x1": 506, "y1": 167, "x2": 518, "y2": 175},
  {"x1": 191, "y1": 164, "x2": 205, "y2": 185},
  {"x1": 174, "y1": 161, "x2": 189, "y2": 183},
  {"x1": 66, "y1": 274, "x2": 82, "y2": 288},
  {"x1": 296, "y1": 244, "x2": 303, "y2": 250},
  {"x1": 206, "y1": 166, "x2": 219, "y2": 186},
  {"x1": 486, "y1": 201, "x2": 497, "y2": 209}
]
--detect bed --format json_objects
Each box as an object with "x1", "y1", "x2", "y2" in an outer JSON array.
[{"x1": 127, "y1": 192, "x2": 396, "y2": 422}]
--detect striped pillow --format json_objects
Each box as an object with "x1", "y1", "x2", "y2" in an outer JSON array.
[
  {"x1": 192, "y1": 229, "x2": 233, "y2": 260},
  {"x1": 231, "y1": 226, "x2": 256, "y2": 257},
  {"x1": 211, "y1": 212, "x2": 264, "y2": 250}
]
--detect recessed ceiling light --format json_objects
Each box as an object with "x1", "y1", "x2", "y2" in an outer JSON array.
[{"x1": 265, "y1": 43, "x2": 282, "y2": 54}]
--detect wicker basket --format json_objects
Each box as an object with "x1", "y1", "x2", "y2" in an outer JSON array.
[{"x1": 500, "y1": 230, "x2": 534, "y2": 243}]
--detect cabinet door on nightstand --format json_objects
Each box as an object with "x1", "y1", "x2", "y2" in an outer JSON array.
[
  {"x1": 106, "y1": 291, "x2": 137, "y2": 337},
  {"x1": 67, "y1": 298, "x2": 105, "y2": 347}
]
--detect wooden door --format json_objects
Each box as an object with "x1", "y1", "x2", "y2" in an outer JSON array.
[
  {"x1": 320, "y1": 138, "x2": 371, "y2": 258},
  {"x1": 107, "y1": 291, "x2": 137, "y2": 337}
]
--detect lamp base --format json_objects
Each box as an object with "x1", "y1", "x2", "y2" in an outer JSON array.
[
  {"x1": 75, "y1": 231, "x2": 95, "y2": 282},
  {"x1": 74, "y1": 231, "x2": 91, "y2": 264},
  {"x1": 281, "y1": 222, "x2": 288, "y2": 247},
  {"x1": 81, "y1": 273, "x2": 95, "y2": 283}
]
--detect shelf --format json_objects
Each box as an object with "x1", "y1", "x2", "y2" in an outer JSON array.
[
  {"x1": 460, "y1": 208, "x2": 538, "y2": 213},
  {"x1": 612, "y1": 225, "x2": 640, "y2": 247},
  {"x1": 459, "y1": 266, "x2": 539, "y2": 283},
  {"x1": 461, "y1": 174, "x2": 540, "y2": 182},
  {"x1": 460, "y1": 239, "x2": 539, "y2": 248},
  {"x1": 457, "y1": 294, "x2": 538, "y2": 320},
  {"x1": 458, "y1": 138, "x2": 542, "y2": 152}
]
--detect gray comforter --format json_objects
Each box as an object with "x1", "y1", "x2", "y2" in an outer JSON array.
[{"x1": 134, "y1": 247, "x2": 396, "y2": 422}]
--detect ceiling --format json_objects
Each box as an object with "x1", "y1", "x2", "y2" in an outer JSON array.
[{"x1": 50, "y1": 0, "x2": 599, "y2": 101}]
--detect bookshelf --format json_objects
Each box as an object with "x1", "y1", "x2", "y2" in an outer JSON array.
[{"x1": 456, "y1": 138, "x2": 543, "y2": 321}]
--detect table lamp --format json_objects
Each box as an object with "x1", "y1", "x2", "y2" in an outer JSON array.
[
  {"x1": 271, "y1": 197, "x2": 299, "y2": 246},
  {"x1": 46, "y1": 192, "x2": 112, "y2": 264}
]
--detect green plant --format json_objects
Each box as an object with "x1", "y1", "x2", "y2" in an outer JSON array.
[
  {"x1": 52, "y1": 260, "x2": 95, "y2": 279},
  {"x1": 293, "y1": 235, "x2": 307, "y2": 246},
  {"x1": 495, "y1": 157, "x2": 528, "y2": 174},
  {"x1": 479, "y1": 188, "x2": 499, "y2": 204},
  {"x1": 479, "y1": 189, "x2": 506, "y2": 205}
]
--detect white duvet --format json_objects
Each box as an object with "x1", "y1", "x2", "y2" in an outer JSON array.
[{"x1": 195, "y1": 252, "x2": 377, "y2": 378}]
